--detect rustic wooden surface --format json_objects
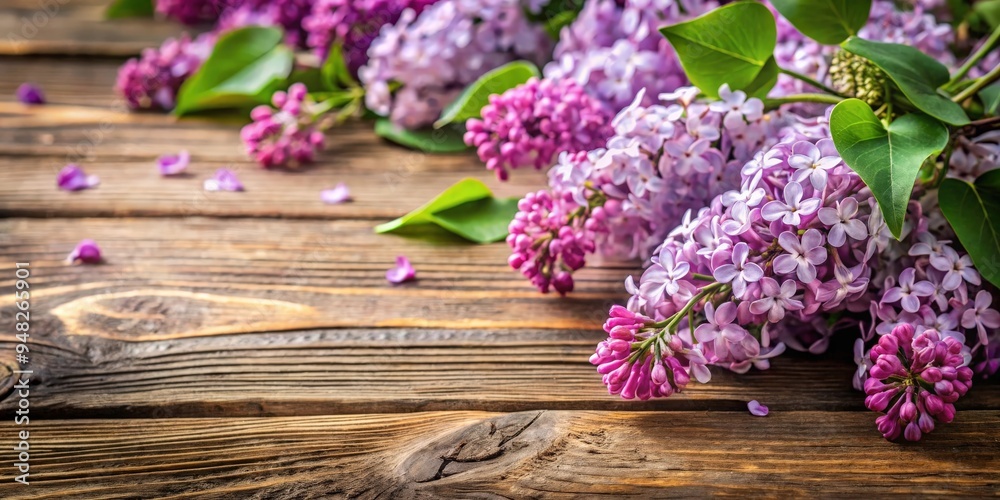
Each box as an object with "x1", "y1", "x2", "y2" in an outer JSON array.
[{"x1": 0, "y1": 6, "x2": 998, "y2": 499}]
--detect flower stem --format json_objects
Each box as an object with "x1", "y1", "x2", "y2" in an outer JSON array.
[
  {"x1": 691, "y1": 273, "x2": 716, "y2": 282},
  {"x1": 952, "y1": 63, "x2": 1000, "y2": 104},
  {"x1": 778, "y1": 67, "x2": 845, "y2": 97},
  {"x1": 763, "y1": 93, "x2": 845, "y2": 110},
  {"x1": 949, "y1": 24, "x2": 1000, "y2": 87}
]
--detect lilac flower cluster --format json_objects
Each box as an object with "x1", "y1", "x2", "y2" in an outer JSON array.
[
  {"x1": 465, "y1": 77, "x2": 614, "y2": 180},
  {"x1": 303, "y1": 0, "x2": 439, "y2": 74},
  {"x1": 359, "y1": 0, "x2": 551, "y2": 129},
  {"x1": 590, "y1": 111, "x2": 882, "y2": 399},
  {"x1": 508, "y1": 85, "x2": 790, "y2": 293},
  {"x1": 865, "y1": 324, "x2": 972, "y2": 441},
  {"x1": 543, "y1": 0, "x2": 716, "y2": 111},
  {"x1": 217, "y1": 0, "x2": 316, "y2": 48},
  {"x1": 115, "y1": 32, "x2": 216, "y2": 111},
  {"x1": 154, "y1": 0, "x2": 229, "y2": 24},
  {"x1": 240, "y1": 83, "x2": 326, "y2": 168}
]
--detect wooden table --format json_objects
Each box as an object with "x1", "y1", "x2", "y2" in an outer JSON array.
[{"x1": 0, "y1": 3, "x2": 998, "y2": 498}]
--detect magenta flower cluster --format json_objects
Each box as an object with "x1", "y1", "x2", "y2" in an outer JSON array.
[
  {"x1": 864, "y1": 324, "x2": 972, "y2": 441},
  {"x1": 115, "y1": 32, "x2": 216, "y2": 111},
  {"x1": 465, "y1": 77, "x2": 614, "y2": 181},
  {"x1": 240, "y1": 83, "x2": 326, "y2": 168},
  {"x1": 217, "y1": 0, "x2": 316, "y2": 48},
  {"x1": 303, "y1": 0, "x2": 439, "y2": 74},
  {"x1": 154, "y1": 0, "x2": 229, "y2": 24},
  {"x1": 359, "y1": 0, "x2": 550, "y2": 129}
]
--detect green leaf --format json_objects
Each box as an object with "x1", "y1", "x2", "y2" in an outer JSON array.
[
  {"x1": 981, "y1": 83, "x2": 1000, "y2": 115},
  {"x1": 973, "y1": 0, "x2": 1000, "y2": 29},
  {"x1": 106, "y1": 0, "x2": 153, "y2": 18},
  {"x1": 434, "y1": 61, "x2": 540, "y2": 128},
  {"x1": 375, "y1": 178, "x2": 518, "y2": 243},
  {"x1": 939, "y1": 170, "x2": 1000, "y2": 288},
  {"x1": 770, "y1": 0, "x2": 871, "y2": 45},
  {"x1": 543, "y1": 10, "x2": 580, "y2": 39},
  {"x1": 374, "y1": 118, "x2": 469, "y2": 153},
  {"x1": 430, "y1": 197, "x2": 521, "y2": 243},
  {"x1": 321, "y1": 42, "x2": 357, "y2": 91},
  {"x1": 660, "y1": 2, "x2": 776, "y2": 99},
  {"x1": 174, "y1": 27, "x2": 293, "y2": 116},
  {"x1": 743, "y1": 57, "x2": 779, "y2": 99},
  {"x1": 830, "y1": 99, "x2": 948, "y2": 238},
  {"x1": 842, "y1": 37, "x2": 969, "y2": 125}
]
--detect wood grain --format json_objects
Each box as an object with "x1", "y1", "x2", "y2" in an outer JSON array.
[{"x1": 1, "y1": 411, "x2": 998, "y2": 499}]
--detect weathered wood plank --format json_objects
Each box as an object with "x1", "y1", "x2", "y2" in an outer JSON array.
[
  {"x1": 0, "y1": 2, "x2": 192, "y2": 56},
  {"x1": 0, "y1": 57, "x2": 121, "y2": 107},
  {"x1": 1, "y1": 411, "x2": 998, "y2": 498},
  {"x1": 1, "y1": 217, "x2": 997, "y2": 416}
]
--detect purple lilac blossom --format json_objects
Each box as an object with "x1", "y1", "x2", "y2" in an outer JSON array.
[
  {"x1": 241, "y1": 83, "x2": 326, "y2": 168},
  {"x1": 386, "y1": 256, "x2": 416, "y2": 283},
  {"x1": 154, "y1": 0, "x2": 230, "y2": 24},
  {"x1": 590, "y1": 108, "x2": 881, "y2": 400},
  {"x1": 57, "y1": 164, "x2": 100, "y2": 191},
  {"x1": 747, "y1": 400, "x2": 769, "y2": 416},
  {"x1": 217, "y1": 0, "x2": 317, "y2": 48},
  {"x1": 203, "y1": 168, "x2": 245, "y2": 191},
  {"x1": 543, "y1": 0, "x2": 717, "y2": 111},
  {"x1": 321, "y1": 183, "x2": 352, "y2": 204},
  {"x1": 16, "y1": 83, "x2": 45, "y2": 104},
  {"x1": 158, "y1": 150, "x2": 190, "y2": 176},
  {"x1": 865, "y1": 324, "x2": 972, "y2": 441},
  {"x1": 359, "y1": 0, "x2": 551, "y2": 129},
  {"x1": 509, "y1": 85, "x2": 791, "y2": 293},
  {"x1": 465, "y1": 77, "x2": 614, "y2": 180},
  {"x1": 66, "y1": 239, "x2": 102, "y2": 264},
  {"x1": 115, "y1": 32, "x2": 216, "y2": 111},
  {"x1": 303, "y1": 0, "x2": 440, "y2": 74}
]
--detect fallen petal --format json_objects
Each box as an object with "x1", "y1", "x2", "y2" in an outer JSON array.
[
  {"x1": 57, "y1": 164, "x2": 100, "y2": 191},
  {"x1": 16, "y1": 83, "x2": 45, "y2": 104},
  {"x1": 158, "y1": 150, "x2": 190, "y2": 176},
  {"x1": 748, "y1": 399, "x2": 769, "y2": 417},
  {"x1": 321, "y1": 183, "x2": 352, "y2": 204},
  {"x1": 386, "y1": 256, "x2": 416, "y2": 284},
  {"x1": 204, "y1": 168, "x2": 244, "y2": 192},
  {"x1": 66, "y1": 239, "x2": 102, "y2": 264}
]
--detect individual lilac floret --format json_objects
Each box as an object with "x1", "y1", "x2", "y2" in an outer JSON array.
[
  {"x1": 66, "y1": 239, "x2": 102, "y2": 265},
  {"x1": 865, "y1": 324, "x2": 973, "y2": 441},
  {"x1": 154, "y1": 0, "x2": 228, "y2": 24},
  {"x1": 217, "y1": 0, "x2": 315, "y2": 48},
  {"x1": 386, "y1": 256, "x2": 416, "y2": 284},
  {"x1": 158, "y1": 150, "x2": 190, "y2": 176},
  {"x1": 16, "y1": 83, "x2": 45, "y2": 104},
  {"x1": 465, "y1": 78, "x2": 614, "y2": 181},
  {"x1": 57, "y1": 164, "x2": 100, "y2": 191},
  {"x1": 321, "y1": 183, "x2": 351, "y2": 204},
  {"x1": 115, "y1": 32, "x2": 215, "y2": 111},
  {"x1": 303, "y1": 0, "x2": 439, "y2": 74},
  {"x1": 360, "y1": 0, "x2": 550, "y2": 129},
  {"x1": 748, "y1": 400, "x2": 769, "y2": 416},
  {"x1": 203, "y1": 168, "x2": 244, "y2": 192},
  {"x1": 241, "y1": 83, "x2": 326, "y2": 168}
]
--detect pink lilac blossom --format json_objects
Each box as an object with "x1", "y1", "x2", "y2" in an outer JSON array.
[
  {"x1": 57, "y1": 164, "x2": 100, "y2": 191},
  {"x1": 543, "y1": 0, "x2": 716, "y2": 111},
  {"x1": 386, "y1": 256, "x2": 416, "y2": 283},
  {"x1": 16, "y1": 83, "x2": 45, "y2": 104},
  {"x1": 303, "y1": 0, "x2": 439, "y2": 74},
  {"x1": 158, "y1": 150, "x2": 190, "y2": 176},
  {"x1": 66, "y1": 239, "x2": 102, "y2": 265},
  {"x1": 589, "y1": 109, "x2": 883, "y2": 401},
  {"x1": 115, "y1": 32, "x2": 216, "y2": 111},
  {"x1": 509, "y1": 85, "x2": 790, "y2": 293},
  {"x1": 320, "y1": 183, "x2": 352, "y2": 204},
  {"x1": 465, "y1": 77, "x2": 614, "y2": 180},
  {"x1": 864, "y1": 324, "x2": 972, "y2": 441},
  {"x1": 359, "y1": 0, "x2": 551, "y2": 129},
  {"x1": 241, "y1": 83, "x2": 326, "y2": 168}
]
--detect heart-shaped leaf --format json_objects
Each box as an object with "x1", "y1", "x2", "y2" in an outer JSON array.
[
  {"x1": 660, "y1": 2, "x2": 776, "y2": 99},
  {"x1": 174, "y1": 27, "x2": 293, "y2": 116},
  {"x1": 939, "y1": 170, "x2": 1000, "y2": 288},
  {"x1": 434, "y1": 61, "x2": 540, "y2": 128},
  {"x1": 770, "y1": 0, "x2": 871, "y2": 44},
  {"x1": 842, "y1": 37, "x2": 969, "y2": 125},
  {"x1": 830, "y1": 98, "x2": 948, "y2": 238},
  {"x1": 375, "y1": 118, "x2": 469, "y2": 153},
  {"x1": 375, "y1": 178, "x2": 517, "y2": 243},
  {"x1": 106, "y1": 0, "x2": 153, "y2": 18},
  {"x1": 743, "y1": 57, "x2": 779, "y2": 99}
]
